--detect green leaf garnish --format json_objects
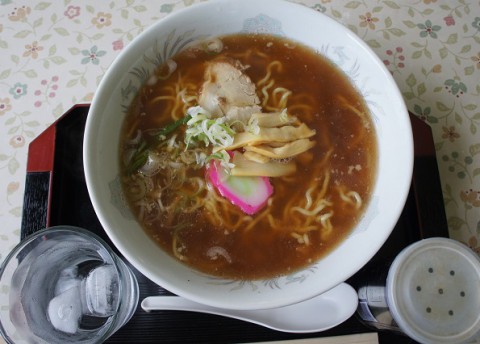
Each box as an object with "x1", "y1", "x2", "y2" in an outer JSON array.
[{"x1": 125, "y1": 115, "x2": 192, "y2": 175}]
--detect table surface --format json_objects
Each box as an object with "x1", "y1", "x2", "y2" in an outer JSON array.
[{"x1": 0, "y1": 0, "x2": 479, "y2": 342}]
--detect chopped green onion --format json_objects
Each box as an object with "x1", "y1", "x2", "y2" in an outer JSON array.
[
  {"x1": 154, "y1": 115, "x2": 191, "y2": 139},
  {"x1": 125, "y1": 115, "x2": 191, "y2": 175},
  {"x1": 184, "y1": 106, "x2": 235, "y2": 148},
  {"x1": 125, "y1": 141, "x2": 149, "y2": 175},
  {"x1": 205, "y1": 150, "x2": 234, "y2": 170}
]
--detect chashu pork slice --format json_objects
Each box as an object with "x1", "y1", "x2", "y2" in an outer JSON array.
[{"x1": 199, "y1": 59, "x2": 261, "y2": 128}]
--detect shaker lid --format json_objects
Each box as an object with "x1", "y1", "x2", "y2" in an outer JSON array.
[{"x1": 386, "y1": 237, "x2": 480, "y2": 344}]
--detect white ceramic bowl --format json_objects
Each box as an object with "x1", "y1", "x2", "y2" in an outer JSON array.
[{"x1": 84, "y1": 0, "x2": 413, "y2": 310}]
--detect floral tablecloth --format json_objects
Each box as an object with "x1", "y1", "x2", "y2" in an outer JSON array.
[
  {"x1": 1, "y1": 0, "x2": 479, "y2": 342},
  {"x1": 1, "y1": 0, "x2": 479, "y2": 293}
]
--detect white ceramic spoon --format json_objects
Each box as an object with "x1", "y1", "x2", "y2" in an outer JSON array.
[{"x1": 141, "y1": 283, "x2": 358, "y2": 333}]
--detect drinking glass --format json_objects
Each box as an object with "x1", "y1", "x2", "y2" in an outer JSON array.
[{"x1": 0, "y1": 226, "x2": 139, "y2": 344}]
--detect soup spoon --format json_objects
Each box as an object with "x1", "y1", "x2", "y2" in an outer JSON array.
[{"x1": 141, "y1": 283, "x2": 358, "y2": 333}]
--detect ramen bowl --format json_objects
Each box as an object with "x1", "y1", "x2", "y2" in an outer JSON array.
[{"x1": 84, "y1": 0, "x2": 413, "y2": 310}]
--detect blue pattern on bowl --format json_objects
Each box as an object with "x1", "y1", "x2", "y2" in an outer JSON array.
[{"x1": 242, "y1": 14, "x2": 285, "y2": 35}]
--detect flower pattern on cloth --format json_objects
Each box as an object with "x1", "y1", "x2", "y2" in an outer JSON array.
[
  {"x1": 23, "y1": 41, "x2": 43, "y2": 59},
  {"x1": 92, "y1": 11, "x2": 112, "y2": 29},
  {"x1": 81, "y1": 46, "x2": 106, "y2": 65},
  {"x1": 9, "y1": 83, "x2": 27, "y2": 99},
  {"x1": 64, "y1": 5, "x2": 80, "y2": 20},
  {"x1": 359, "y1": 12, "x2": 379, "y2": 30}
]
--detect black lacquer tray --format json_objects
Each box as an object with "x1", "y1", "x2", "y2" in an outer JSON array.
[{"x1": 21, "y1": 104, "x2": 448, "y2": 343}]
